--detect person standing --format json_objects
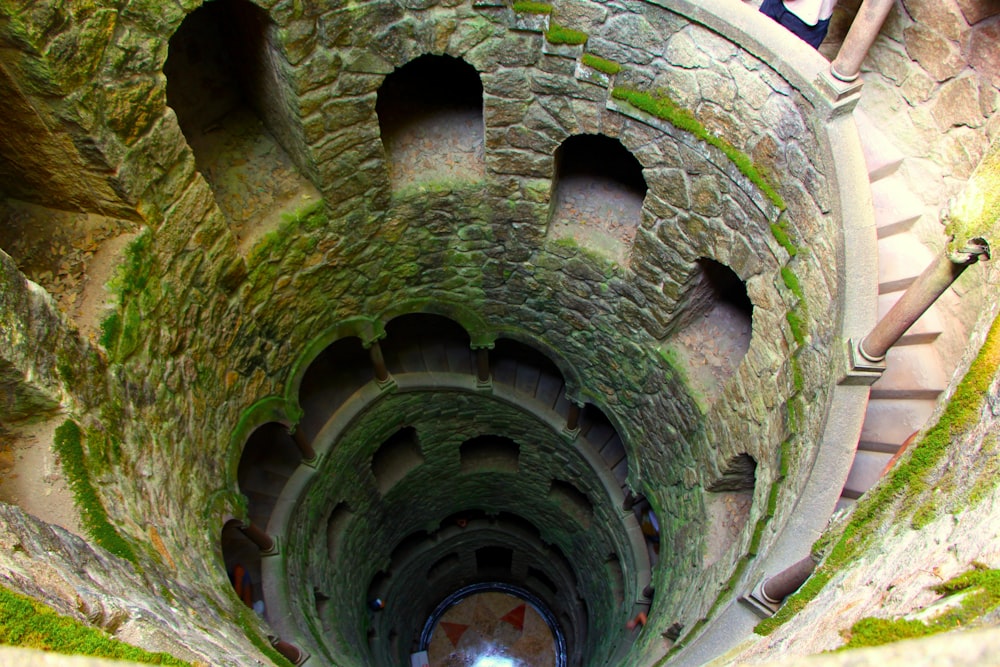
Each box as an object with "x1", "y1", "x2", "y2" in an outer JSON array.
[{"x1": 759, "y1": 0, "x2": 838, "y2": 49}]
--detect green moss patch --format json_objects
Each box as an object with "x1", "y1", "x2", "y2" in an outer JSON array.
[
  {"x1": 611, "y1": 87, "x2": 785, "y2": 210},
  {"x1": 53, "y1": 420, "x2": 137, "y2": 563},
  {"x1": 512, "y1": 0, "x2": 552, "y2": 13},
  {"x1": 581, "y1": 53, "x2": 621, "y2": 75},
  {"x1": 0, "y1": 584, "x2": 187, "y2": 664},
  {"x1": 841, "y1": 566, "x2": 1000, "y2": 649},
  {"x1": 546, "y1": 23, "x2": 588, "y2": 45}
]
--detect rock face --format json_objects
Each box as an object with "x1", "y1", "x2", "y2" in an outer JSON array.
[{"x1": 0, "y1": 503, "x2": 271, "y2": 666}]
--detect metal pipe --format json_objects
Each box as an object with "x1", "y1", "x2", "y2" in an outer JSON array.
[
  {"x1": 761, "y1": 556, "x2": 816, "y2": 604},
  {"x1": 830, "y1": 0, "x2": 896, "y2": 82},
  {"x1": 859, "y1": 239, "x2": 990, "y2": 362}
]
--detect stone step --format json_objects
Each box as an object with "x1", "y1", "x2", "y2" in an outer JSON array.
[
  {"x1": 859, "y1": 397, "x2": 937, "y2": 445},
  {"x1": 877, "y1": 292, "x2": 945, "y2": 333},
  {"x1": 871, "y1": 176, "x2": 924, "y2": 236},
  {"x1": 896, "y1": 331, "x2": 941, "y2": 346},
  {"x1": 873, "y1": 344, "x2": 948, "y2": 393},
  {"x1": 856, "y1": 109, "x2": 905, "y2": 182},
  {"x1": 877, "y1": 234, "x2": 935, "y2": 293},
  {"x1": 842, "y1": 449, "x2": 894, "y2": 498},
  {"x1": 857, "y1": 439, "x2": 900, "y2": 454}
]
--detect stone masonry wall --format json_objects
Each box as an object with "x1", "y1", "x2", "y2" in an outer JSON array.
[
  {"x1": 288, "y1": 388, "x2": 630, "y2": 664},
  {"x1": 0, "y1": 0, "x2": 851, "y2": 663}
]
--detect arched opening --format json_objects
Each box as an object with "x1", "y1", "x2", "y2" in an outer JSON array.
[
  {"x1": 662, "y1": 258, "x2": 754, "y2": 407},
  {"x1": 376, "y1": 54, "x2": 485, "y2": 189},
  {"x1": 372, "y1": 426, "x2": 424, "y2": 495},
  {"x1": 704, "y1": 454, "x2": 756, "y2": 567},
  {"x1": 578, "y1": 404, "x2": 629, "y2": 495},
  {"x1": 298, "y1": 336, "x2": 372, "y2": 440},
  {"x1": 490, "y1": 338, "x2": 571, "y2": 416},
  {"x1": 381, "y1": 312, "x2": 474, "y2": 376},
  {"x1": 220, "y1": 519, "x2": 263, "y2": 615},
  {"x1": 164, "y1": 0, "x2": 318, "y2": 247},
  {"x1": 460, "y1": 435, "x2": 521, "y2": 473},
  {"x1": 548, "y1": 134, "x2": 647, "y2": 264},
  {"x1": 237, "y1": 422, "x2": 302, "y2": 529}
]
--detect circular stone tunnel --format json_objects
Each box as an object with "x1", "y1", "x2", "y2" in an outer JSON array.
[{"x1": 14, "y1": 0, "x2": 992, "y2": 665}]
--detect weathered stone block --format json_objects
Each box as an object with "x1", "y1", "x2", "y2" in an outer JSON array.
[
  {"x1": 968, "y1": 18, "x2": 1000, "y2": 88},
  {"x1": 903, "y1": 23, "x2": 965, "y2": 82},
  {"x1": 932, "y1": 74, "x2": 987, "y2": 129}
]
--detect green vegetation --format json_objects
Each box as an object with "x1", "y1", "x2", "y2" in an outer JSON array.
[
  {"x1": 785, "y1": 310, "x2": 807, "y2": 346},
  {"x1": 52, "y1": 421, "x2": 137, "y2": 563},
  {"x1": 942, "y1": 138, "x2": 999, "y2": 255},
  {"x1": 0, "y1": 584, "x2": 186, "y2": 664},
  {"x1": 780, "y1": 266, "x2": 803, "y2": 301},
  {"x1": 99, "y1": 230, "x2": 158, "y2": 362},
  {"x1": 756, "y1": 314, "x2": 1000, "y2": 635},
  {"x1": 581, "y1": 53, "x2": 621, "y2": 75},
  {"x1": 232, "y1": 602, "x2": 295, "y2": 667},
  {"x1": 546, "y1": 23, "x2": 588, "y2": 45},
  {"x1": 611, "y1": 87, "x2": 785, "y2": 210},
  {"x1": 841, "y1": 566, "x2": 1000, "y2": 649},
  {"x1": 770, "y1": 220, "x2": 798, "y2": 257},
  {"x1": 512, "y1": 0, "x2": 552, "y2": 13}
]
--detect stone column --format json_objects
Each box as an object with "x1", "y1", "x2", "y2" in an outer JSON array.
[
  {"x1": 270, "y1": 637, "x2": 306, "y2": 665},
  {"x1": 565, "y1": 402, "x2": 581, "y2": 433},
  {"x1": 239, "y1": 522, "x2": 276, "y2": 554},
  {"x1": 288, "y1": 426, "x2": 316, "y2": 462},
  {"x1": 829, "y1": 0, "x2": 896, "y2": 82},
  {"x1": 761, "y1": 556, "x2": 816, "y2": 604},
  {"x1": 859, "y1": 239, "x2": 990, "y2": 362},
  {"x1": 475, "y1": 347, "x2": 491, "y2": 384},
  {"x1": 368, "y1": 340, "x2": 390, "y2": 383}
]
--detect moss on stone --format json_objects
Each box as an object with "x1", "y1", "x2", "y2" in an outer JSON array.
[
  {"x1": 581, "y1": 53, "x2": 621, "y2": 75},
  {"x1": 841, "y1": 566, "x2": 1000, "y2": 650},
  {"x1": 785, "y1": 310, "x2": 807, "y2": 346},
  {"x1": 52, "y1": 420, "x2": 137, "y2": 563},
  {"x1": 0, "y1": 584, "x2": 188, "y2": 665},
  {"x1": 546, "y1": 23, "x2": 588, "y2": 45},
  {"x1": 512, "y1": 1, "x2": 553, "y2": 14},
  {"x1": 770, "y1": 220, "x2": 798, "y2": 257},
  {"x1": 611, "y1": 87, "x2": 785, "y2": 211},
  {"x1": 780, "y1": 266, "x2": 803, "y2": 301},
  {"x1": 943, "y1": 138, "x2": 1000, "y2": 255},
  {"x1": 231, "y1": 601, "x2": 296, "y2": 667}
]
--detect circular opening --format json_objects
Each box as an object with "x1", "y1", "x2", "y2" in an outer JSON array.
[{"x1": 420, "y1": 583, "x2": 567, "y2": 667}]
